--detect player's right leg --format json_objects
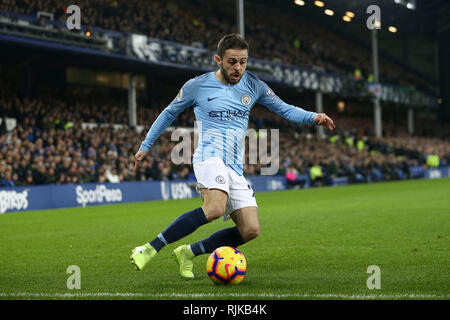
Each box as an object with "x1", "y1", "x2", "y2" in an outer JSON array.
[
  {"x1": 131, "y1": 191, "x2": 229, "y2": 273},
  {"x1": 130, "y1": 157, "x2": 229, "y2": 273},
  {"x1": 130, "y1": 205, "x2": 210, "y2": 271},
  {"x1": 130, "y1": 243, "x2": 157, "y2": 271},
  {"x1": 130, "y1": 188, "x2": 228, "y2": 271}
]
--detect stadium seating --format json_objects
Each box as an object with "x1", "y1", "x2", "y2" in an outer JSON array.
[
  {"x1": 0, "y1": 0, "x2": 434, "y2": 92},
  {"x1": 1, "y1": 88, "x2": 448, "y2": 187},
  {"x1": 0, "y1": 1, "x2": 447, "y2": 188}
]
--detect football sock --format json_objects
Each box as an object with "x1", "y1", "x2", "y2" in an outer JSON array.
[
  {"x1": 190, "y1": 227, "x2": 245, "y2": 256},
  {"x1": 149, "y1": 207, "x2": 207, "y2": 252}
]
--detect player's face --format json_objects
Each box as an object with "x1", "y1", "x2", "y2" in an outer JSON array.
[{"x1": 216, "y1": 48, "x2": 248, "y2": 85}]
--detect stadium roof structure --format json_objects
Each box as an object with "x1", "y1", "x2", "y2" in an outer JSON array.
[
  {"x1": 270, "y1": 0, "x2": 450, "y2": 37},
  {"x1": 250, "y1": 0, "x2": 449, "y2": 87},
  {"x1": 0, "y1": 0, "x2": 443, "y2": 109}
]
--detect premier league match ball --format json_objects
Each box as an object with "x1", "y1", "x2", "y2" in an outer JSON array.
[{"x1": 206, "y1": 246, "x2": 247, "y2": 285}]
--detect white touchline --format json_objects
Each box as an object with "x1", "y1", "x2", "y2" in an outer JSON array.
[{"x1": 0, "y1": 292, "x2": 448, "y2": 299}]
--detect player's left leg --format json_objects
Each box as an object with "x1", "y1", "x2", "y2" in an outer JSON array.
[
  {"x1": 174, "y1": 164, "x2": 258, "y2": 277},
  {"x1": 181, "y1": 180, "x2": 259, "y2": 274},
  {"x1": 178, "y1": 206, "x2": 258, "y2": 279},
  {"x1": 230, "y1": 206, "x2": 260, "y2": 242},
  {"x1": 187, "y1": 205, "x2": 259, "y2": 254},
  {"x1": 173, "y1": 188, "x2": 228, "y2": 278},
  {"x1": 186, "y1": 167, "x2": 259, "y2": 258}
]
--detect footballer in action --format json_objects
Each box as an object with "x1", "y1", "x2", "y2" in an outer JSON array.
[{"x1": 130, "y1": 34, "x2": 335, "y2": 278}]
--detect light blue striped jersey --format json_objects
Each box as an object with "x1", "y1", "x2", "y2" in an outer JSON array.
[{"x1": 140, "y1": 71, "x2": 317, "y2": 175}]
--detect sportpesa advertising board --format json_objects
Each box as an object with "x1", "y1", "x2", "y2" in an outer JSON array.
[
  {"x1": 0, "y1": 175, "x2": 289, "y2": 214},
  {"x1": 1, "y1": 166, "x2": 449, "y2": 214}
]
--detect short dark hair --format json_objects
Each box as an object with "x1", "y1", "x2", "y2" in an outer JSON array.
[{"x1": 217, "y1": 34, "x2": 249, "y2": 58}]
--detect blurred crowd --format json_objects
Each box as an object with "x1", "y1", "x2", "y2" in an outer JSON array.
[
  {"x1": 0, "y1": 94, "x2": 193, "y2": 187},
  {"x1": 0, "y1": 0, "x2": 446, "y2": 188},
  {"x1": 0, "y1": 0, "x2": 433, "y2": 93},
  {"x1": 276, "y1": 133, "x2": 449, "y2": 188},
  {"x1": 1, "y1": 92, "x2": 449, "y2": 188}
]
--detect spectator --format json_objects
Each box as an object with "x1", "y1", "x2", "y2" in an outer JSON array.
[
  {"x1": 1, "y1": 166, "x2": 15, "y2": 187},
  {"x1": 106, "y1": 166, "x2": 120, "y2": 183},
  {"x1": 309, "y1": 161, "x2": 325, "y2": 187},
  {"x1": 285, "y1": 165, "x2": 305, "y2": 189}
]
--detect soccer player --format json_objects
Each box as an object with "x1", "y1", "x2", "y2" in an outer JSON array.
[{"x1": 130, "y1": 34, "x2": 335, "y2": 278}]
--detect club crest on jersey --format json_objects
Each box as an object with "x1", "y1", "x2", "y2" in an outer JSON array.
[
  {"x1": 241, "y1": 94, "x2": 252, "y2": 106},
  {"x1": 215, "y1": 175, "x2": 226, "y2": 184},
  {"x1": 176, "y1": 88, "x2": 183, "y2": 101}
]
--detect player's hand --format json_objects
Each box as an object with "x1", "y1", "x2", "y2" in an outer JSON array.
[
  {"x1": 133, "y1": 150, "x2": 148, "y2": 176},
  {"x1": 314, "y1": 113, "x2": 336, "y2": 130}
]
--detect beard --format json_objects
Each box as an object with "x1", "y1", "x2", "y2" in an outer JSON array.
[{"x1": 220, "y1": 64, "x2": 242, "y2": 85}]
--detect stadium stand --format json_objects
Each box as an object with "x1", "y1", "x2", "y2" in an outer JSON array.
[
  {"x1": 0, "y1": 0, "x2": 435, "y2": 92},
  {"x1": 0, "y1": 0, "x2": 448, "y2": 189},
  {"x1": 1, "y1": 82, "x2": 449, "y2": 187}
]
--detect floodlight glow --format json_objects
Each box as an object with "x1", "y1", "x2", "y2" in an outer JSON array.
[
  {"x1": 294, "y1": 0, "x2": 305, "y2": 6},
  {"x1": 345, "y1": 11, "x2": 355, "y2": 18},
  {"x1": 314, "y1": 1, "x2": 325, "y2": 8},
  {"x1": 388, "y1": 26, "x2": 397, "y2": 33},
  {"x1": 325, "y1": 9, "x2": 334, "y2": 16},
  {"x1": 343, "y1": 15, "x2": 351, "y2": 22},
  {"x1": 406, "y1": 2, "x2": 415, "y2": 9}
]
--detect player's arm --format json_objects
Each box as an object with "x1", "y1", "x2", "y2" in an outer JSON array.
[
  {"x1": 256, "y1": 81, "x2": 335, "y2": 130},
  {"x1": 133, "y1": 80, "x2": 196, "y2": 175}
]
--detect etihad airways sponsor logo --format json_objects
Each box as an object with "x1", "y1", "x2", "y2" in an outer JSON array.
[{"x1": 208, "y1": 110, "x2": 249, "y2": 120}]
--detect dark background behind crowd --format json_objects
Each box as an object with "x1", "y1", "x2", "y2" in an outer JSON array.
[{"x1": 0, "y1": 0, "x2": 436, "y2": 93}]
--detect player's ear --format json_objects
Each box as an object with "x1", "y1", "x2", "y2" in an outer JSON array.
[{"x1": 214, "y1": 55, "x2": 221, "y2": 66}]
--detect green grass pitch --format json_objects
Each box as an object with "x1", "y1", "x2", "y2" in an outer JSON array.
[{"x1": 0, "y1": 178, "x2": 449, "y2": 300}]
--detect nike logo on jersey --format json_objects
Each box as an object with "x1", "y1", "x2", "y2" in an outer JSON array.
[{"x1": 207, "y1": 97, "x2": 219, "y2": 101}]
